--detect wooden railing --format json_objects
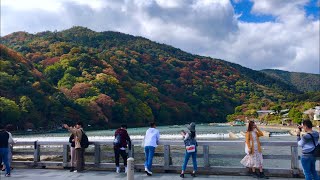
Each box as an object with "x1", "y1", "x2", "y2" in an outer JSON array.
[{"x1": 12, "y1": 140, "x2": 301, "y2": 177}]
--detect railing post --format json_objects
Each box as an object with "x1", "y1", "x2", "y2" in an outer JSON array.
[
  {"x1": 129, "y1": 144, "x2": 134, "y2": 158},
  {"x1": 94, "y1": 143, "x2": 101, "y2": 166},
  {"x1": 291, "y1": 145, "x2": 299, "y2": 177},
  {"x1": 33, "y1": 141, "x2": 40, "y2": 164},
  {"x1": 127, "y1": 157, "x2": 134, "y2": 180},
  {"x1": 164, "y1": 145, "x2": 171, "y2": 170},
  {"x1": 62, "y1": 144, "x2": 69, "y2": 168},
  {"x1": 203, "y1": 145, "x2": 210, "y2": 168}
]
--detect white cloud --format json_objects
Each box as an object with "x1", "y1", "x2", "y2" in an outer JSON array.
[{"x1": 1, "y1": 0, "x2": 319, "y2": 74}]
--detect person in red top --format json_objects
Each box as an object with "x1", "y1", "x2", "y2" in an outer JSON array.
[{"x1": 114, "y1": 124, "x2": 131, "y2": 173}]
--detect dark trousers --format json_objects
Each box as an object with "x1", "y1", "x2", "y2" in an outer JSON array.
[
  {"x1": 114, "y1": 148, "x2": 127, "y2": 167},
  {"x1": 75, "y1": 148, "x2": 85, "y2": 171}
]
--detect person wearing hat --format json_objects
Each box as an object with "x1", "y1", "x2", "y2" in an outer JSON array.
[{"x1": 180, "y1": 122, "x2": 197, "y2": 178}]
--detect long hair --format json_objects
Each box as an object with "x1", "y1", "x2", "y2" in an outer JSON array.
[
  {"x1": 190, "y1": 131, "x2": 196, "y2": 139},
  {"x1": 247, "y1": 121, "x2": 255, "y2": 132}
]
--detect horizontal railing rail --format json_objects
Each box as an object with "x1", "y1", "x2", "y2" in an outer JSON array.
[{"x1": 11, "y1": 140, "x2": 301, "y2": 177}]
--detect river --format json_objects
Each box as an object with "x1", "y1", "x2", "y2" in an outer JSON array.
[{"x1": 13, "y1": 124, "x2": 294, "y2": 141}]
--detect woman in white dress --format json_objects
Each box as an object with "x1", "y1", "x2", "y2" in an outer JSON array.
[{"x1": 240, "y1": 121, "x2": 268, "y2": 178}]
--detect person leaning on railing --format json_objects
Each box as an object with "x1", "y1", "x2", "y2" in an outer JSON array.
[
  {"x1": 143, "y1": 122, "x2": 160, "y2": 176},
  {"x1": 2, "y1": 124, "x2": 14, "y2": 172},
  {"x1": 297, "y1": 119, "x2": 319, "y2": 180},
  {"x1": 0, "y1": 125, "x2": 11, "y2": 177},
  {"x1": 113, "y1": 124, "x2": 131, "y2": 174}
]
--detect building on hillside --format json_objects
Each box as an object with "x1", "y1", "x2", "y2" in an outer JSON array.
[
  {"x1": 304, "y1": 108, "x2": 315, "y2": 120},
  {"x1": 281, "y1": 112, "x2": 292, "y2": 126},
  {"x1": 280, "y1": 109, "x2": 290, "y2": 114},
  {"x1": 257, "y1": 110, "x2": 275, "y2": 116},
  {"x1": 303, "y1": 107, "x2": 320, "y2": 126}
]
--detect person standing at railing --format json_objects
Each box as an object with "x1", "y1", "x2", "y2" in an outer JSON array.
[
  {"x1": 143, "y1": 122, "x2": 160, "y2": 176},
  {"x1": 68, "y1": 128, "x2": 76, "y2": 172},
  {"x1": 113, "y1": 124, "x2": 131, "y2": 173},
  {"x1": 63, "y1": 122, "x2": 85, "y2": 173},
  {"x1": 0, "y1": 125, "x2": 11, "y2": 177},
  {"x1": 2, "y1": 124, "x2": 14, "y2": 172},
  {"x1": 240, "y1": 121, "x2": 268, "y2": 179},
  {"x1": 180, "y1": 122, "x2": 197, "y2": 178},
  {"x1": 297, "y1": 120, "x2": 319, "y2": 180}
]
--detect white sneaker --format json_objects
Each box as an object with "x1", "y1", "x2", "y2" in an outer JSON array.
[
  {"x1": 73, "y1": 170, "x2": 77, "y2": 173},
  {"x1": 144, "y1": 167, "x2": 148, "y2": 172},
  {"x1": 146, "y1": 169, "x2": 152, "y2": 176},
  {"x1": 116, "y1": 167, "x2": 120, "y2": 173},
  {"x1": 125, "y1": 167, "x2": 128, "y2": 173}
]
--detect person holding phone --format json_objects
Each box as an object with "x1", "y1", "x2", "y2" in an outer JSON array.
[
  {"x1": 68, "y1": 127, "x2": 76, "y2": 172},
  {"x1": 180, "y1": 122, "x2": 197, "y2": 178},
  {"x1": 63, "y1": 122, "x2": 85, "y2": 173},
  {"x1": 240, "y1": 121, "x2": 268, "y2": 178},
  {"x1": 297, "y1": 120, "x2": 319, "y2": 180}
]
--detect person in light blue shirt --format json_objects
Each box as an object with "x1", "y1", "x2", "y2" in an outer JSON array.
[
  {"x1": 297, "y1": 120, "x2": 319, "y2": 180},
  {"x1": 143, "y1": 122, "x2": 160, "y2": 176}
]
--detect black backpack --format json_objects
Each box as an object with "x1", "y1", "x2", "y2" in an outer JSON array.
[
  {"x1": 308, "y1": 133, "x2": 320, "y2": 157},
  {"x1": 80, "y1": 130, "x2": 89, "y2": 148}
]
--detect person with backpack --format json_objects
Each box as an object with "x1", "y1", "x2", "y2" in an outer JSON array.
[
  {"x1": 63, "y1": 122, "x2": 88, "y2": 173},
  {"x1": 0, "y1": 125, "x2": 11, "y2": 177},
  {"x1": 143, "y1": 122, "x2": 160, "y2": 176},
  {"x1": 180, "y1": 122, "x2": 197, "y2": 178},
  {"x1": 297, "y1": 119, "x2": 319, "y2": 180},
  {"x1": 113, "y1": 124, "x2": 131, "y2": 173}
]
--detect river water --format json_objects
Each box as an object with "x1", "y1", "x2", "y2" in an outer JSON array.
[{"x1": 13, "y1": 124, "x2": 294, "y2": 141}]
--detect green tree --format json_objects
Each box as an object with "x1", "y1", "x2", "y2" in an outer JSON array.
[
  {"x1": 288, "y1": 108, "x2": 302, "y2": 124},
  {"x1": 44, "y1": 64, "x2": 64, "y2": 85},
  {"x1": 271, "y1": 104, "x2": 282, "y2": 114},
  {"x1": 0, "y1": 97, "x2": 21, "y2": 125},
  {"x1": 19, "y1": 96, "x2": 34, "y2": 113},
  {"x1": 58, "y1": 73, "x2": 77, "y2": 89}
]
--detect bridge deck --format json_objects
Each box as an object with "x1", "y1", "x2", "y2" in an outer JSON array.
[{"x1": 1, "y1": 168, "x2": 304, "y2": 180}]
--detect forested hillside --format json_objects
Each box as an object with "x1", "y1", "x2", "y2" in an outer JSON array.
[
  {"x1": 0, "y1": 26, "x2": 315, "y2": 130},
  {"x1": 261, "y1": 69, "x2": 320, "y2": 92}
]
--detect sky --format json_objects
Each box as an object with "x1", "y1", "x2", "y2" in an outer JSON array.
[{"x1": 1, "y1": 0, "x2": 320, "y2": 74}]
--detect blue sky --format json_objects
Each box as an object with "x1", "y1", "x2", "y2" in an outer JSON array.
[
  {"x1": 231, "y1": 0, "x2": 276, "y2": 23},
  {"x1": 231, "y1": 0, "x2": 319, "y2": 23},
  {"x1": 1, "y1": 0, "x2": 319, "y2": 74},
  {"x1": 305, "y1": 0, "x2": 320, "y2": 19}
]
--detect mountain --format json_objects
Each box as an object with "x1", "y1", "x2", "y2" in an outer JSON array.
[
  {"x1": 261, "y1": 69, "x2": 320, "y2": 92},
  {"x1": 0, "y1": 44, "x2": 90, "y2": 129},
  {"x1": 0, "y1": 26, "x2": 313, "y2": 129}
]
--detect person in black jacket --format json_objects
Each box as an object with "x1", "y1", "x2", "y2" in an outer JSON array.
[
  {"x1": 0, "y1": 125, "x2": 11, "y2": 177},
  {"x1": 69, "y1": 131, "x2": 76, "y2": 172},
  {"x1": 114, "y1": 124, "x2": 131, "y2": 173}
]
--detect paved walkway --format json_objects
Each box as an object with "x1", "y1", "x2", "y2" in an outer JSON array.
[{"x1": 0, "y1": 169, "x2": 304, "y2": 180}]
